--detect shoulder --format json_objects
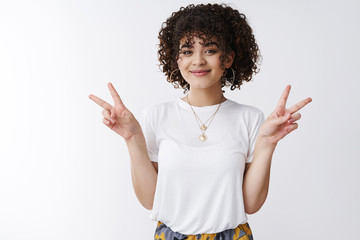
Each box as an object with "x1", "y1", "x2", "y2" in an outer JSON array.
[
  {"x1": 142, "y1": 99, "x2": 175, "y2": 116},
  {"x1": 141, "y1": 99, "x2": 177, "y2": 128},
  {"x1": 226, "y1": 100, "x2": 264, "y2": 130},
  {"x1": 227, "y1": 99, "x2": 263, "y2": 116}
]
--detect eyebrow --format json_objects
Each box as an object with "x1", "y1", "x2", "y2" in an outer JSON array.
[{"x1": 180, "y1": 41, "x2": 219, "y2": 49}]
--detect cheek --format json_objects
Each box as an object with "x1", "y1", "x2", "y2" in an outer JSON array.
[
  {"x1": 177, "y1": 58, "x2": 182, "y2": 64},
  {"x1": 177, "y1": 58, "x2": 187, "y2": 71},
  {"x1": 177, "y1": 57, "x2": 191, "y2": 71}
]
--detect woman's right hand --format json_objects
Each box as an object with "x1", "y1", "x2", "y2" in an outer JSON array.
[{"x1": 89, "y1": 82, "x2": 142, "y2": 141}]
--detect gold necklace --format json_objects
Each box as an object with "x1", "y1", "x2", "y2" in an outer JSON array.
[{"x1": 186, "y1": 94, "x2": 224, "y2": 142}]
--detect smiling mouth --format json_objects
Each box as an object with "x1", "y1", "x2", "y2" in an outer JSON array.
[{"x1": 191, "y1": 70, "x2": 211, "y2": 76}]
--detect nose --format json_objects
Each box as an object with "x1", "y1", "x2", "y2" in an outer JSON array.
[{"x1": 192, "y1": 52, "x2": 206, "y2": 66}]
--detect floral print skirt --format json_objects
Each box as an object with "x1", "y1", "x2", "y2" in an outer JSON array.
[{"x1": 154, "y1": 221, "x2": 254, "y2": 240}]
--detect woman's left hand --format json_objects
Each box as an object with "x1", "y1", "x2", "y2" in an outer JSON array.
[{"x1": 258, "y1": 85, "x2": 312, "y2": 145}]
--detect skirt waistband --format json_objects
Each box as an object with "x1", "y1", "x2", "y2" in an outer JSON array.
[{"x1": 154, "y1": 221, "x2": 253, "y2": 240}]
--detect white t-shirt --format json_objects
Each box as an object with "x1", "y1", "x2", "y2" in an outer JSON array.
[{"x1": 140, "y1": 97, "x2": 265, "y2": 235}]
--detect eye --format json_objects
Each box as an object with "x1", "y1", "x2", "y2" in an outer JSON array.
[
  {"x1": 180, "y1": 50, "x2": 192, "y2": 55},
  {"x1": 205, "y1": 49, "x2": 217, "y2": 54}
]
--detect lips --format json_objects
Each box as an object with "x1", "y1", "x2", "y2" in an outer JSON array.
[
  {"x1": 190, "y1": 69, "x2": 210, "y2": 76},
  {"x1": 191, "y1": 69, "x2": 210, "y2": 73}
]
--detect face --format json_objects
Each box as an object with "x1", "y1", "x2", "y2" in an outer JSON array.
[{"x1": 177, "y1": 36, "x2": 234, "y2": 90}]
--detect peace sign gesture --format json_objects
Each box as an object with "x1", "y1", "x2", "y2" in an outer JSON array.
[
  {"x1": 89, "y1": 82, "x2": 142, "y2": 140},
  {"x1": 258, "y1": 85, "x2": 312, "y2": 145}
]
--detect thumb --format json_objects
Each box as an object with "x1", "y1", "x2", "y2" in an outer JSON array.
[{"x1": 110, "y1": 111, "x2": 117, "y2": 120}]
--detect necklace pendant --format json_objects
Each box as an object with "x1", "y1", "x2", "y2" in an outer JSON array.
[
  {"x1": 199, "y1": 133, "x2": 207, "y2": 142},
  {"x1": 200, "y1": 125, "x2": 207, "y2": 131}
]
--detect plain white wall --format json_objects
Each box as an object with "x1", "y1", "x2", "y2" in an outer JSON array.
[{"x1": 0, "y1": 0, "x2": 359, "y2": 239}]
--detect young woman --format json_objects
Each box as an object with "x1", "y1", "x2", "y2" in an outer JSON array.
[{"x1": 89, "y1": 3, "x2": 312, "y2": 240}]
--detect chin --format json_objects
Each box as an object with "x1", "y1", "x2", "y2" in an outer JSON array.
[{"x1": 191, "y1": 83, "x2": 216, "y2": 90}]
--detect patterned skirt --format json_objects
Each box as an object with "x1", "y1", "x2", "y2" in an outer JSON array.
[{"x1": 154, "y1": 221, "x2": 254, "y2": 240}]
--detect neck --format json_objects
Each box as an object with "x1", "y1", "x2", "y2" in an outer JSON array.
[{"x1": 182, "y1": 83, "x2": 226, "y2": 107}]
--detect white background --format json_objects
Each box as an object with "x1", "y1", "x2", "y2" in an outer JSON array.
[{"x1": 0, "y1": 0, "x2": 359, "y2": 239}]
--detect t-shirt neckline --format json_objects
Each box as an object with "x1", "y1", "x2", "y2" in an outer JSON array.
[{"x1": 177, "y1": 97, "x2": 231, "y2": 111}]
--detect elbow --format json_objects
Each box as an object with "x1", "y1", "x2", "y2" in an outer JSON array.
[
  {"x1": 243, "y1": 190, "x2": 268, "y2": 215},
  {"x1": 245, "y1": 207, "x2": 259, "y2": 215},
  {"x1": 244, "y1": 199, "x2": 265, "y2": 215},
  {"x1": 244, "y1": 200, "x2": 262, "y2": 215},
  {"x1": 143, "y1": 199, "x2": 154, "y2": 210},
  {"x1": 145, "y1": 204, "x2": 153, "y2": 210}
]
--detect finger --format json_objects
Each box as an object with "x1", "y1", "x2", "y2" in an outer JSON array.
[
  {"x1": 89, "y1": 94, "x2": 113, "y2": 110},
  {"x1": 102, "y1": 109, "x2": 115, "y2": 123},
  {"x1": 285, "y1": 122, "x2": 298, "y2": 133},
  {"x1": 288, "y1": 112, "x2": 301, "y2": 124},
  {"x1": 275, "y1": 85, "x2": 291, "y2": 110},
  {"x1": 108, "y1": 82, "x2": 125, "y2": 107},
  {"x1": 276, "y1": 122, "x2": 298, "y2": 141},
  {"x1": 103, "y1": 118, "x2": 113, "y2": 126},
  {"x1": 270, "y1": 112, "x2": 291, "y2": 125},
  {"x1": 288, "y1": 97, "x2": 312, "y2": 114}
]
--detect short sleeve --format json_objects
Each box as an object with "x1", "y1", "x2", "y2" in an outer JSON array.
[
  {"x1": 140, "y1": 109, "x2": 159, "y2": 162},
  {"x1": 246, "y1": 111, "x2": 265, "y2": 163}
]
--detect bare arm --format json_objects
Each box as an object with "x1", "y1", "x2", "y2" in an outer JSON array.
[
  {"x1": 126, "y1": 133, "x2": 158, "y2": 210},
  {"x1": 89, "y1": 82, "x2": 158, "y2": 210},
  {"x1": 242, "y1": 85, "x2": 312, "y2": 214},
  {"x1": 242, "y1": 139, "x2": 275, "y2": 214}
]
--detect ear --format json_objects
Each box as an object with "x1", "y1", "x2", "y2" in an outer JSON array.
[{"x1": 225, "y1": 51, "x2": 235, "y2": 68}]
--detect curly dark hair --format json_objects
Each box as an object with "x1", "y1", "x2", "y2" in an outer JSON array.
[{"x1": 157, "y1": 3, "x2": 261, "y2": 93}]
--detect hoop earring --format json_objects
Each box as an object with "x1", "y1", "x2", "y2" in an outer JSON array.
[
  {"x1": 169, "y1": 68, "x2": 188, "y2": 91},
  {"x1": 169, "y1": 69, "x2": 180, "y2": 82},
  {"x1": 222, "y1": 67, "x2": 235, "y2": 86}
]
